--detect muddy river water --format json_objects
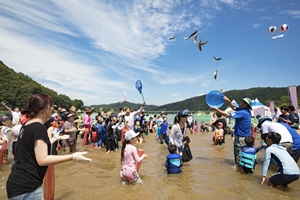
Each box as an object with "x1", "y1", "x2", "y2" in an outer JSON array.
[{"x1": 1, "y1": 130, "x2": 300, "y2": 200}]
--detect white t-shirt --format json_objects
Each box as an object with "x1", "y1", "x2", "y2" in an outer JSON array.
[
  {"x1": 261, "y1": 121, "x2": 293, "y2": 143},
  {"x1": 1, "y1": 126, "x2": 12, "y2": 149},
  {"x1": 12, "y1": 111, "x2": 21, "y2": 124}
]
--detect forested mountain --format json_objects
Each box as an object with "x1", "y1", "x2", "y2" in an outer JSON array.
[
  {"x1": 157, "y1": 86, "x2": 300, "y2": 111},
  {"x1": 1, "y1": 60, "x2": 298, "y2": 113},
  {"x1": 94, "y1": 87, "x2": 300, "y2": 112},
  {"x1": 0, "y1": 61, "x2": 84, "y2": 110},
  {"x1": 90, "y1": 101, "x2": 159, "y2": 113}
]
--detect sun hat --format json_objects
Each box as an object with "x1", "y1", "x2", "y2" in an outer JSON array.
[
  {"x1": 178, "y1": 109, "x2": 190, "y2": 117},
  {"x1": 0, "y1": 116, "x2": 10, "y2": 122},
  {"x1": 61, "y1": 108, "x2": 67, "y2": 112},
  {"x1": 125, "y1": 130, "x2": 140, "y2": 141},
  {"x1": 257, "y1": 117, "x2": 272, "y2": 128},
  {"x1": 49, "y1": 116, "x2": 59, "y2": 122},
  {"x1": 206, "y1": 90, "x2": 224, "y2": 108},
  {"x1": 240, "y1": 98, "x2": 252, "y2": 110},
  {"x1": 67, "y1": 113, "x2": 74, "y2": 118},
  {"x1": 77, "y1": 109, "x2": 82, "y2": 113}
]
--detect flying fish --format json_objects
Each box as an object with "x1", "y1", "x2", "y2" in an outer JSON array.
[
  {"x1": 213, "y1": 56, "x2": 222, "y2": 61},
  {"x1": 214, "y1": 70, "x2": 218, "y2": 80},
  {"x1": 187, "y1": 30, "x2": 198, "y2": 40},
  {"x1": 197, "y1": 39, "x2": 209, "y2": 51}
]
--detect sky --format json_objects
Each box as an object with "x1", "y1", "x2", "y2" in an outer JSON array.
[{"x1": 0, "y1": 0, "x2": 299, "y2": 106}]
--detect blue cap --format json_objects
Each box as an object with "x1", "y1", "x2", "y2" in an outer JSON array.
[
  {"x1": 110, "y1": 113, "x2": 117, "y2": 119},
  {"x1": 257, "y1": 117, "x2": 272, "y2": 128},
  {"x1": 178, "y1": 109, "x2": 190, "y2": 117}
]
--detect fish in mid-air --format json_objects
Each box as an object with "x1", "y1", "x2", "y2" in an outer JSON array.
[
  {"x1": 197, "y1": 39, "x2": 209, "y2": 51},
  {"x1": 168, "y1": 36, "x2": 175, "y2": 40},
  {"x1": 213, "y1": 56, "x2": 222, "y2": 61},
  {"x1": 194, "y1": 35, "x2": 197, "y2": 44},
  {"x1": 214, "y1": 70, "x2": 218, "y2": 80},
  {"x1": 187, "y1": 30, "x2": 198, "y2": 40}
]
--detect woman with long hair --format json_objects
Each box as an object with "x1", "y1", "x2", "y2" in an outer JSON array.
[
  {"x1": 6, "y1": 93, "x2": 91, "y2": 200},
  {"x1": 169, "y1": 109, "x2": 189, "y2": 155}
]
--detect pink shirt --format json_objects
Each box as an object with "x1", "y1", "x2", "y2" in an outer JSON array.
[
  {"x1": 84, "y1": 114, "x2": 91, "y2": 129},
  {"x1": 123, "y1": 144, "x2": 145, "y2": 169},
  {"x1": 193, "y1": 124, "x2": 199, "y2": 132}
]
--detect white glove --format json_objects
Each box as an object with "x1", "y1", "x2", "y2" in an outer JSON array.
[
  {"x1": 72, "y1": 152, "x2": 92, "y2": 162},
  {"x1": 55, "y1": 133, "x2": 69, "y2": 140},
  {"x1": 70, "y1": 127, "x2": 77, "y2": 133}
]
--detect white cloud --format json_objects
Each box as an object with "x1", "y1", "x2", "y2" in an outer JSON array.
[
  {"x1": 171, "y1": 93, "x2": 180, "y2": 97},
  {"x1": 280, "y1": 10, "x2": 300, "y2": 18},
  {"x1": 252, "y1": 23, "x2": 260, "y2": 28}
]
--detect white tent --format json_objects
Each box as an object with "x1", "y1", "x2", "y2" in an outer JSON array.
[
  {"x1": 225, "y1": 99, "x2": 238, "y2": 113},
  {"x1": 251, "y1": 98, "x2": 271, "y2": 117}
]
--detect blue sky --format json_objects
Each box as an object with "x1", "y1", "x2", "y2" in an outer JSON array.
[{"x1": 0, "y1": 0, "x2": 299, "y2": 106}]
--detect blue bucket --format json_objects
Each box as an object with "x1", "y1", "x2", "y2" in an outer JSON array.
[{"x1": 206, "y1": 90, "x2": 224, "y2": 108}]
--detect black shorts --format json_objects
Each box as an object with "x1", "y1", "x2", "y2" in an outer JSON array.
[
  {"x1": 289, "y1": 149, "x2": 300, "y2": 163},
  {"x1": 269, "y1": 173, "x2": 299, "y2": 186}
]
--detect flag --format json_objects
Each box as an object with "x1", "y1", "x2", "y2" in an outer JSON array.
[
  {"x1": 269, "y1": 101, "x2": 274, "y2": 115},
  {"x1": 289, "y1": 86, "x2": 298, "y2": 112},
  {"x1": 254, "y1": 107, "x2": 265, "y2": 117},
  {"x1": 120, "y1": 91, "x2": 126, "y2": 103}
]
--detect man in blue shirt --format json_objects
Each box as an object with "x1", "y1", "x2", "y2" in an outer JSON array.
[
  {"x1": 212, "y1": 96, "x2": 252, "y2": 166},
  {"x1": 279, "y1": 122, "x2": 300, "y2": 162}
]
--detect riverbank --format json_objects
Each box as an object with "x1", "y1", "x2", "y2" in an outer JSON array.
[{"x1": 1, "y1": 130, "x2": 300, "y2": 199}]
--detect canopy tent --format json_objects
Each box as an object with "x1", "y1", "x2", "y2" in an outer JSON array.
[
  {"x1": 224, "y1": 98, "x2": 272, "y2": 118},
  {"x1": 225, "y1": 99, "x2": 239, "y2": 113},
  {"x1": 251, "y1": 98, "x2": 271, "y2": 118}
]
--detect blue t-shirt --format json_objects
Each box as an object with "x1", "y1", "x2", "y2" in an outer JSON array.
[
  {"x1": 160, "y1": 121, "x2": 168, "y2": 134},
  {"x1": 279, "y1": 122, "x2": 300, "y2": 151},
  {"x1": 230, "y1": 107, "x2": 251, "y2": 137}
]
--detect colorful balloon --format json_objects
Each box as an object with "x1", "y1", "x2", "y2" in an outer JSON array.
[
  {"x1": 280, "y1": 24, "x2": 289, "y2": 32},
  {"x1": 268, "y1": 26, "x2": 277, "y2": 34}
]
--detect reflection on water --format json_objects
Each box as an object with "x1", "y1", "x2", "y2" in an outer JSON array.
[{"x1": 1, "y1": 131, "x2": 300, "y2": 200}]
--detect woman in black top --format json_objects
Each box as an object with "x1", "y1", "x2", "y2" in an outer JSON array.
[{"x1": 6, "y1": 94, "x2": 91, "y2": 199}]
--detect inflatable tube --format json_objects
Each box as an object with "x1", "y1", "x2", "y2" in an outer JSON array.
[{"x1": 136, "y1": 149, "x2": 145, "y2": 172}]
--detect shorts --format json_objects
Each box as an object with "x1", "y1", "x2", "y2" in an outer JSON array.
[
  {"x1": 121, "y1": 166, "x2": 139, "y2": 183},
  {"x1": 269, "y1": 173, "x2": 299, "y2": 186},
  {"x1": 289, "y1": 149, "x2": 300, "y2": 163}
]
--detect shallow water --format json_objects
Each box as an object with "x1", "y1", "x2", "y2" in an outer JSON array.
[{"x1": 1, "y1": 130, "x2": 300, "y2": 200}]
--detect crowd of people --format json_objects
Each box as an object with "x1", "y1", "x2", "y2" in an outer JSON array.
[{"x1": 0, "y1": 93, "x2": 300, "y2": 199}]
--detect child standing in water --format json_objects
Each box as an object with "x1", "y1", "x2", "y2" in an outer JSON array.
[
  {"x1": 193, "y1": 121, "x2": 200, "y2": 134},
  {"x1": 213, "y1": 122, "x2": 224, "y2": 145},
  {"x1": 165, "y1": 145, "x2": 182, "y2": 174},
  {"x1": 120, "y1": 130, "x2": 148, "y2": 184},
  {"x1": 239, "y1": 136, "x2": 265, "y2": 174}
]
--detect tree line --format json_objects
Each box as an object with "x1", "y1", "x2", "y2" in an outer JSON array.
[
  {"x1": 0, "y1": 61, "x2": 84, "y2": 111},
  {"x1": 1, "y1": 60, "x2": 299, "y2": 113}
]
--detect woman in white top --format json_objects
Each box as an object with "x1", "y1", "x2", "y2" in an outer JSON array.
[{"x1": 169, "y1": 109, "x2": 189, "y2": 155}]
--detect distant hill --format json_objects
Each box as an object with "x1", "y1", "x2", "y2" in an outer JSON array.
[
  {"x1": 0, "y1": 61, "x2": 84, "y2": 109},
  {"x1": 90, "y1": 101, "x2": 159, "y2": 113},
  {"x1": 1, "y1": 60, "x2": 298, "y2": 113},
  {"x1": 93, "y1": 86, "x2": 299, "y2": 112}
]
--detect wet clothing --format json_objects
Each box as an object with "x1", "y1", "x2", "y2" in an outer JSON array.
[
  {"x1": 262, "y1": 144, "x2": 299, "y2": 186},
  {"x1": 165, "y1": 153, "x2": 182, "y2": 174},
  {"x1": 239, "y1": 145, "x2": 264, "y2": 173},
  {"x1": 121, "y1": 144, "x2": 144, "y2": 183},
  {"x1": 6, "y1": 123, "x2": 50, "y2": 198}
]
